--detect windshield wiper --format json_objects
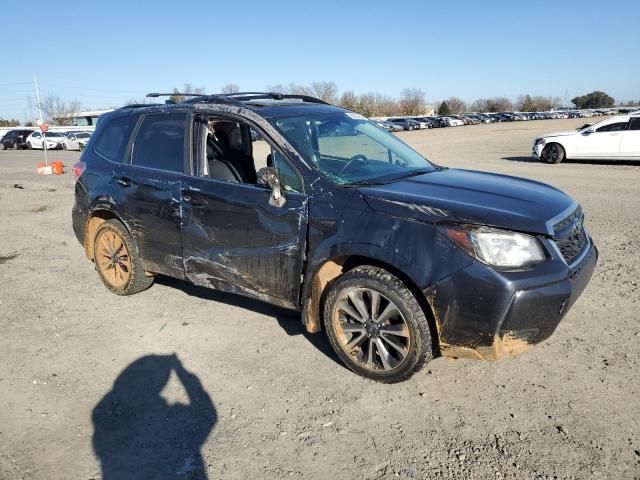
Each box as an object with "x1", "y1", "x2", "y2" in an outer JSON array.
[{"x1": 344, "y1": 168, "x2": 433, "y2": 187}]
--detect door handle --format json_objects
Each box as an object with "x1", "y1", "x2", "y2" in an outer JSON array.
[
  {"x1": 114, "y1": 176, "x2": 132, "y2": 187},
  {"x1": 183, "y1": 193, "x2": 208, "y2": 207}
]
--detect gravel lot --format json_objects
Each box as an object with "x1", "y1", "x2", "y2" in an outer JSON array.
[{"x1": 1, "y1": 118, "x2": 638, "y2": 479}]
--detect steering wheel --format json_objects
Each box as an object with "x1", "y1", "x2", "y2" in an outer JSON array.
[{"x1": 339, "y1": 154, "x2": 368, "y2": 175}]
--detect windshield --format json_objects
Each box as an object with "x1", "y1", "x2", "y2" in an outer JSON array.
[
  {"x1": 272, "y1": 111, "x2": 435, "y2": 185},
  {"x1": 44, "y1": 132, "x2": 64, "y2": 138},
  {"x1": 77, "y1": 132, "x2": 91, "y2": 138}
]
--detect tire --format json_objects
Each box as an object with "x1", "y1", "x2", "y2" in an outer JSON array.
[
  {"x1": 408, "y1": 125, "x2": 414, "y2": 131},
  {"x1": 27, "y1": 142, "x2": 33, "y2": 150},
  {"x1": 541, "y1": 143, "x2": 565, "y2": 164},
  {"x1": 0, "y1": 143, "x2": 5, "y2": 150},
  {"x1": 323, "y1": 266, "x2": 433, "y2": 383},
  {"x1": 62, "y1": 143, "x2": 67, "y2": 150},
  {"x1": 93, "y1": 219, "x2": 154, "y2": 295},
  {"x1": 13, "y1": 142, "x2": 19, "y2": 150}
]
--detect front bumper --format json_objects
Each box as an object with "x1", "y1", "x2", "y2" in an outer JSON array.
[
  {"x1": 532, "y1": 142, "x2": 544, "y2": 159},
  {"x1": 425, "y1": 238, "x2": 598, "y2": 360}
]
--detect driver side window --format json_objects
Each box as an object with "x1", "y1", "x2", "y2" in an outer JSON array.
[
  {"x1": 597, "y1": 122, "x2": 628, "y2": 132},
  {"x1": 194, "y1": 115, "x2": 303, "y2": 192}
]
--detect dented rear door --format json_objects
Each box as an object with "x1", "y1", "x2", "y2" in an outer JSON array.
[{"x1": 180, "y1": 179, "x2": 308, "y2": 307}]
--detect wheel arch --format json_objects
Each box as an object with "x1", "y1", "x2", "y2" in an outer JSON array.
[
  {"x1": 546, "y1": 139, "x2": 569, "y2": 158},
  {"x1": 84, "y1": 208, "x2": 127, "y2": 260},
  {"x1": 301, "y1": 253, "x2": 440, "y2": 355}
]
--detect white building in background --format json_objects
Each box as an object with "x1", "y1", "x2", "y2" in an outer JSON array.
[{"x1": 49, "y1": 109, "x2": 115, "y2": 132}]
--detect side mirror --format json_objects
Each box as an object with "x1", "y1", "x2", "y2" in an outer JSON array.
[
  {"x1": 257, "y1": 167, "x2": 286, "y2": 207},
  {"x1": 584, "y1": 128, "x2": 595, "y2": 134}
]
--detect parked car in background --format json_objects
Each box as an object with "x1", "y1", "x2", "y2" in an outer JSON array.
[
  {"x1": 416, "y1": 117, "x2": 445, "y2": 128},
  {"x1": 0, "y1": 129, "x2": 34, "y2": 150},
  {"x1": 72, "y1": 91, "x2": 597, "y2": 383},
  {"x1": 441, "y1": 117, "x2": 464, "y2": 127},
  {"x1": 26, "y1": 131, "x2": 65, "y2": 150},
  {"x1": 63, "y1": 131, "x2": 92, "y2": 151},
  {"x1": 373, "y1": 120, "x2": 404, "y2": 132},
  {"x1": 387, "y1": 118, "x2": 422, "y2": 131},
  {"x1": 78, "y1": 137, "x2": 91, "y2": 151},
  {"x1": 532, "y1": 113, "x2": 640, "y2": 163},
  {"x1": 459, "y1": 115, "x2": 480, "y2": 125}
]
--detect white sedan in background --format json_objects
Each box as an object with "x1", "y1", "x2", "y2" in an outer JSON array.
[
  {"x1": 63, "y1": 132, "x2": 91, "y2": 151},
  {"x1": 532, "y1": 113, "x2": 640, "y2": 163},
  {"x1": 26, "y1": 131, "x2": 65, "y2": 150}
]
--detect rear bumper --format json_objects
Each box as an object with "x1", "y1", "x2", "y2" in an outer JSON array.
[{"x1": 425, "y1": 239, "x2": 598, "y2": 360}]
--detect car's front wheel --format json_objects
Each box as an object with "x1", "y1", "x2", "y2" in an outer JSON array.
[
  {"x1": 323, "y1": 266, "x2": 433, "y2": 383},
  {"x1": 93, "y1": 219, "x2": 154, "y2": 295},
  {"x1": 541, "y1": 143, "x2": 565, "y2": 164},
  {"x1": 26, "y1": 142, "x2": 33, "y2": 150}
]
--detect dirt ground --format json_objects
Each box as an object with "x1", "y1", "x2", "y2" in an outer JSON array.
[{"x1": 1, "y1": 118, "x2": 638, "y2": 480}]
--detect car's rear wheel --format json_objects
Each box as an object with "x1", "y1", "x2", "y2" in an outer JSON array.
[
  {"x1": 323, "y1": 266, "x2": 432, "y2": 383},
  {"x1": 408, "y1": 125, "x2": 414, "y2": 131},
  {"x1": 541, "y1": 143, "x2": 565, "y2": 164},
  {"x1": 93, "y1": 219, "x2": 153, "y2": 295}
]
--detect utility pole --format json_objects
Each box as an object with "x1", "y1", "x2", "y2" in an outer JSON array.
[{"x1": 33, "y1": 75, "x2": 48, "y2": 166}]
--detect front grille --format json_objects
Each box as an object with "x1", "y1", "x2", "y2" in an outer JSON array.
[{"x1": 553, "y1": 207, "x2": 588, "y2": 265}]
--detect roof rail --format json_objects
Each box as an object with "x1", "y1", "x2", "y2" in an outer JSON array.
[
  {"x1": 146, "y1": 92, "x2": 208, "y2": 98},
  {"x1": 144, "y1": 91, "x2": 329, "y2": 106},
  {"x1": 225, "y1": 92, "x2": 329, "y2": 105},
  {"x1": 121, "y1": 103, "x2": 159, "y2": 109}
]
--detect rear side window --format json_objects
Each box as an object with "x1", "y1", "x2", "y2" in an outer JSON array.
[
  {"x1": 131, "y1": 113, "x2": 186, "y2": 173},
  {"x1": 94, "y1": 115, "x2": 137, "y2": 162},
  {"x1": 628, "y1": 118, "x2": 640, "y2": 131}
]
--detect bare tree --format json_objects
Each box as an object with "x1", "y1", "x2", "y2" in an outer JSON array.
[
  {"x1": 220, "y1": 83, "x2": 240, "y2": 94},
  {"x1": 445, "y1": 97, "x2": 467, "y2": 114},
  {"x1": 469, "y1": 98, "x2": 489, "y2": 112},
  {"x1": 399, "y1": 88, "x2": 426, "y2": 115},
  {"x1": 310, "y1": 81, "x2": 338, "y2": 104},
  {"x1": 515, "y1": 94, "x2": 563, "y2": 112},
  {"x1": 485, "y1": 97, "x2": 513, "y2": 112},
  {"x1": 124, "y1": 98, "x2": 151, "y2": 106},
  {"x1": 266, "y1": 83, "x2": 312, "y2": 95},
  {"x1": 170, "y1": 84, "x2": 205, "y2": 103},
  {"x1": 339, "y1": 91, "x2": 359, "y2": 111},
  {"x1": 40, "y1": 95, "x2": 82, "y2": 125}
]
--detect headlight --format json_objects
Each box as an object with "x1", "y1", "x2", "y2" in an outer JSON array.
[
  {"x1": 534, "y1": 138, "x2": 546, "y2": 146},
  {"x1": 439, "y1": 225, "x2": 546, "y2": 268}
]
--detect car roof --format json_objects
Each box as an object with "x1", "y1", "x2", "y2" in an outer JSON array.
[{"x1": 114, "y1": 92, "x2": 348, "y2": 121}]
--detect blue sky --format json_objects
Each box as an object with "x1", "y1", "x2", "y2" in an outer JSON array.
[{"x1": 0, "y1": 0, "x2": 638, "y2": 120}]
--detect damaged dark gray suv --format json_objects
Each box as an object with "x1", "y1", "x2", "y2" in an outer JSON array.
[{"x1": 72, "y1": 92, "x2": 597, "y2": 383}]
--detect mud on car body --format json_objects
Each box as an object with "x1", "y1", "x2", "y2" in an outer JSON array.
[{"x1": 72, "y1": 92, "x2": 597, "y2": 383}]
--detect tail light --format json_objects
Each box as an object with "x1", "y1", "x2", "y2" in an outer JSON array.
[{"x1": 71, "y1": 161, "x2": 86, "y2": 182}]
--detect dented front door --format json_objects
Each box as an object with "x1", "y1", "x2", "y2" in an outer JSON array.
[{"x1": 180, "y1": 178, "x2": 308, "y2": 307}]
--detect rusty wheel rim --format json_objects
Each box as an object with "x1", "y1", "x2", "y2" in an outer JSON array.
[
  {"x1": 332, "y1": 288, "x2": 410, "y2": 372},
  {"x1": 95, "y1": 229, "x2": 131, "y2": 289}
]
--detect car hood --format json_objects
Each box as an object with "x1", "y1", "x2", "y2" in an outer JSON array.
[
  {"x1": 538, "y1": 130, "x2": 578, "y2": 139},
  {"x1": 359, "y1": 168, "x2": 575, "y2": 235}
]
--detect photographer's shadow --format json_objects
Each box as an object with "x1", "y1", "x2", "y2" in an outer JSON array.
[{"x1": 92, "y1": 354, "x2": 216, "y2": 479}]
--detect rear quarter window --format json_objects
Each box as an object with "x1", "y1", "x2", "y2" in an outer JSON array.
[
  {"x1": 628, "y1": 117, "x2": 640, "y2": 131},
  {"x1": 93, "y1": 114, "x2": 138, "y2": 162}
]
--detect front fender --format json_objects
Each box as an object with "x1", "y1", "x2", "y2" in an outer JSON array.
[{"x1": 300, "y1": 211, "x2": 474, "y2": 333}]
